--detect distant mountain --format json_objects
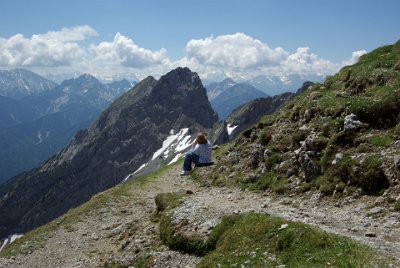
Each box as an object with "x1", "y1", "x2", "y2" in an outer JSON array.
[
  {"x1": 206, "y1": 78, "x2": 236, "y2": 101},
  {"x1": 0, "y1": 96, "x2": 39, "y2": 129},
  {"x1": 0, "y1": 69, "x2": 57, "y2": 100},
  {"x1": 209, "y1": 82, "x2": 314, "y2": 145},
  {"x1": 0, "y1": 67, "x2": 217, "y2": 238},
  {"x1": 0, "y1": 74, "x2": 132, "y2": 184},
  {"x1": 246, "y1": 73, "x2": 324, "y2": 96},
  {"x1": 207, "y1": 80, "x2": 268, "y2": 120},
  {"x1": 105, "y1": 79, "x2": 136, "y2": 99}
]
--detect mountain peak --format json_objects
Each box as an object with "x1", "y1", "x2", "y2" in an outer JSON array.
[
  {"x1": 222, "y1": 77, "x2": 236, "y2": 85},
  {"x1": 77, "y1": 73, "x2": 98, "y2": 82}
]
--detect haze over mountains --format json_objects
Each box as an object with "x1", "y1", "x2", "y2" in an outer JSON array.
[{"x1": 0, "y1": 69, "x2": 135, "y2": 183}]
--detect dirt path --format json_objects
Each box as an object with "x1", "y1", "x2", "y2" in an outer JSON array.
[{"x1": 0, "y1": 164, "x2": 399, "y2": 267}]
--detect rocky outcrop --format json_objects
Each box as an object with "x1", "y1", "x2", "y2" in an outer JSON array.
[
  {"x1": 210, "y1": 82, "x2": 314, "y2": 145},
  {"x1": 0, "y1": 67, "x2": 217, "y2": 239}
]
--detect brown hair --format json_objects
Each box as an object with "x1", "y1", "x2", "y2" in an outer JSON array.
[{"x1": 195, "y1": 133, "x2": 207, "y2": 144}]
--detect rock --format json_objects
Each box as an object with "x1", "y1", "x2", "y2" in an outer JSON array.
[
  {"x1": 365, "y1": 232, "x2": 377, "y2": 238},
  {"x1": 263, "y1": 149, "x2": 273, "y2": 161},
  {"x1": 304, "y1": 107, "x2": 316, "y2": 123},
  {"x1": 394, "y1": 156, "x2": 400, "y2": 170},
  {"x1": 368, "y1": 207, "x2": 384, "y2": 217},
  {"x1": 331, "y1": 153, "x2": 343, "y2": 165},
  {"x1": 344, "y1": 113, "x2": 363, "y2": 132}
]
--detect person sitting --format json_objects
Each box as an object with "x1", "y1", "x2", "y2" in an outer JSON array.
[{"x1": 180, "y1": 133, "x2": 213, "y2": 175}]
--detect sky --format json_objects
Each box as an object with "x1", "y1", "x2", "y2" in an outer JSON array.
[{"x1": 0, "y1": 0, "x2": 399, "y2": 82}]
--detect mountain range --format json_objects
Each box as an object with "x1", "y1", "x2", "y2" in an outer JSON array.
[
  {"x1": 0, "y1": 69, "x2": 57, "y2": 100},
  {"x1": 0, "y1": 70, "x2": 135, "y2": 184},
  {"x1": 205, "y1": 78, "x2": 268, "y2": 120},
  {"x1": 0, "y1": 41, "x2": 399, "y2": 267},
  {"x1": 0, "y1": 67, "x2": 217, "y2": 238}
]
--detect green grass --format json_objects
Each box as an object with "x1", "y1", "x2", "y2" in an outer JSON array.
[
  {"x1": 198, "y1": 213, "x2": 394, "y2": 268},
  {"x1": 368, "y1": 134, "x2": 393, "y2": 147},
  {"x1": 155, "y1": 192, "x2": 186, "y2": 214}
]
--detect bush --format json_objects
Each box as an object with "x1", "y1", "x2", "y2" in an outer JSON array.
[
  {"x1": 259, "y1": 129, "x2": 273, "y2": 146},
  {"x1": 354, "y1": 155, "x2": 389, "y2": 195}
]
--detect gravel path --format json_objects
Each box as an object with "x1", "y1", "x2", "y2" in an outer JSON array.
[{"x1": 0, "y1": 164, "x2": 399, "y2": 267}]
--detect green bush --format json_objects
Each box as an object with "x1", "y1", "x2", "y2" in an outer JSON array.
[
  {"x1": 354, "y1": 155, "x2": 389, "y2": 195},
  {"x1": 259, "y1": 129, "x2": 273, "y2": 145}
]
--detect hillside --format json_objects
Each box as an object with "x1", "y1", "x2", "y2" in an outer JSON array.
[
  {"x1": 0, "y1": 162, "x2": 398, "y2": 267},
  {"x1": 0, "y1": 42, "x2": 400, "y2": 267},
  {"x1": 0, "y1": 67, "x2": 217, "y2": 240},
  {"x1": 199, "y1": 40, "x2": 400, "y2": 198}
]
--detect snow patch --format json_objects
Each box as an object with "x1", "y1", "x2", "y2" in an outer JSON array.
[
  {"x1": 152, "y1": 128, "x2": 191, "y2": 160},
  {"x1": 134, "y1": 163, "x2": 147, "y2": 174},
  {"x1": 227, "y1": 124, "x2": 238, "y2": 135},
  {"x1": 121, "y1": 163, "x2": 148, "y2": 183},
  {"x1": 168, "y1": 153, "x2": 183, "y2": 165},
  {"x1": 0, "y1": 234, "x2": 23, "y2": 252}
]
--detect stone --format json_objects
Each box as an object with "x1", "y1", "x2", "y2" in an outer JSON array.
[
  {"x1": 365, "y1": 232, "x2": 377, "y2": 238},
  {"x1": 263, "y1": 149, "x2": 273, "y2": 160},
  {"x1": 344, "y1": 113, "x2": 363, "y2": 131},
  {"x1": 331, "y1": 153, "x2": 343, "y2": 165}
]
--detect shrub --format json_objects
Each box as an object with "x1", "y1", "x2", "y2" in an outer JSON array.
[
  {"x1": 354, "y1": 155, "x2": 389, "y2": 195},
  {"x1": 259, "y1": 129, "x2": 273, "y2": 146},
  {"x1": 265, "y1": 153, "x2": 282, "y2": 170}
]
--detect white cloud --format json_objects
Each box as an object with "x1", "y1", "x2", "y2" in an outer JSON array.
[
  {"x1": 0, "y1": 27, "x2": 367, "y2": 82},
  {"x1": 0, "y1": 25, "x2": 97, "y2": 67},
  {"x1": 185, "y1": 33, "x2": 287, "y2": 68},
  {"x1": 281, "y1": 47, "x2": 340, "y2": 76},
  {"x1": 342, "y1": 50, "x2": 367, "y2": 66},
  {"x1": 90, "y1": 33, "x2": 169, "y2": 68}
]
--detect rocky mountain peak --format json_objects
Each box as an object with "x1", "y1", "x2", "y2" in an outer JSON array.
[
  {"x1": 0, "y1": 67, "x2": 218, "y2": 239},
  {"x1": 0, "y1": 68, "x2": 57, "y2": 100},
  {"x1": 61, "y1": 73, "x2": 101, "y2": 88}
]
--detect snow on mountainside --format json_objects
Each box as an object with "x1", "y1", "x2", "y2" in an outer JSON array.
[
  {"x1": 0, "y1": 69, "x2": 57, "y2": 100},
  {"x1": 122, "y1": 128, "x2": 194, "y2": 182}
]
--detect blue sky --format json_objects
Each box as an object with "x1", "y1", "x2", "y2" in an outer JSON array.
[{"x1": 0, "y1": 0, "x2": 399, "y2": 81}]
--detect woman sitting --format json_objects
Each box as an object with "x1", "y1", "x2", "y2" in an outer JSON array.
[{"x1": 180, "y1": 133, "x2": 213, "y2": 175}]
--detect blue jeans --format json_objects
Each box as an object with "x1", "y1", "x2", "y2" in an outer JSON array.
[{"x1": 183, "y1": 152, "x2": 201, "y2": 171}]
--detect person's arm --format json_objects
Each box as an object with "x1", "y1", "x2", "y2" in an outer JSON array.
[{"x1": 190, "y1": 144, "x2": 202, "y2": 155}]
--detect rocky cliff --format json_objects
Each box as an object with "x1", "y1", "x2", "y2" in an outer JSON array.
[{"x1": 0, "y1": 67, "x2": 217, "y2": 238}]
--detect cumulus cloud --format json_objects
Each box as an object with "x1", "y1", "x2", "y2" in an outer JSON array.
[
  {"x1": 281, "y1": 47, "x2": 340, "y2": 76},
  {"x1": 186, "y1": 33, "x2": 287, "y2": 68},
  {"x1": 0, "y1": 25, "x2": 97, "y2": 67},
  {"x1": 0, "y1": 27, "x2": 367, "y2": 82},
  {"x1": 90, "y1": 33, "x2": 169, "y2": 68},
  {"x1": 342, "y1": 50, "x2": 367, "y2": 66}
]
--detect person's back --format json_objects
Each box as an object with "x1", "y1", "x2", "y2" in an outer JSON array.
[{"x1": 181, "y1": 133, "x2": 213, "y2": 175}]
